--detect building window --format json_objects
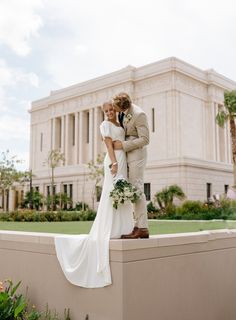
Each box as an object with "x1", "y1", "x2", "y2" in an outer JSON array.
[
  {"x1": 47, "y1": 186, "x2": 50, "y2": 197},
  {"x1": 224, "y1": 185, "x2": 229, "y2": 194},
  {"x1": 86, "y1": 111, "x2": 90, "y2": 143},
  {"x1": 206, "y1": 183, "x2": 212, "y2": 201},
  {"x1": 15, "y1": 190, "x2": 19, "y2": 209},
  {"x1": 40, "y1": 133, "x2": 43, "y2": 151},
  {"x1": 21, "y1": 190, "x2": 24, "y2": 202},
  {"x1": 35, "y1": 186, "x2": 39, "y2": 192},
  {"x1": 69, "y1": 184, "x2": 73, "y2": 199},
  {"x1": 152, "y1": 108, "x2": 155, "y2": 132},
  {"x1": 96, "y1": 186, "x2": 102, "y2": 202},
  {"x1": 144, "y1": 183, "x2": 151, "y2": 201},
  {"x1": 69, "y1": 184, "x2": 73, "y2": 208},
  {"x1": 63, "y1": 184, "x2": 67, "y2": 195}
]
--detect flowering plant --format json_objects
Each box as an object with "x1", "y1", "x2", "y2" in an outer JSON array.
[{"x1": 110, "y1": 176, "x2": 141, "y2": 209}]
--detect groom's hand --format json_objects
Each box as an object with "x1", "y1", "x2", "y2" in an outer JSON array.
[{"x1": 113, "y1": 140, "x2": 123, "y2": 150}]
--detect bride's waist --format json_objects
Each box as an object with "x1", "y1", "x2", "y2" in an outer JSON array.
[{"x1": 104, "y1": 151, "x2": 125, "y2": 161}]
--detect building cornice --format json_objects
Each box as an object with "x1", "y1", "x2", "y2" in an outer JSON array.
[
  {"x1": 146, "y1": 157, "x2": 233, "y2": 173},
  {"x1": 30, "y1": 57, "x2": 236, "y2": 113}
]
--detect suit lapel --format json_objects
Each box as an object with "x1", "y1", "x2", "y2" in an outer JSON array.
[
  {"x1": 123, "y1": 105, "x2": 134, "y2": 133},
  {"x1": 118, "y1": 112, "x2": 124, "y2": 128}
]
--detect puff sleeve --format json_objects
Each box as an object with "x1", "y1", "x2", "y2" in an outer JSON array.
[{"x1": 100, "y1": 121, "x2": 112, "y2": 140}]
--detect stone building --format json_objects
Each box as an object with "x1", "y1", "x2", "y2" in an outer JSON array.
[{"x1": 4, "y1": 57, "x2": 236, "y2": 211}]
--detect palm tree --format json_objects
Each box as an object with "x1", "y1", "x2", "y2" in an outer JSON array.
[
  {"x1": 216, "y1": 91, "x2": 236, "y2": 185},
  {"x1": 45, "y1": 150, "x2": 65, "y2": 211},
  {"x1": 154, "y1": 184, "x2": 186, "y2": 211}
]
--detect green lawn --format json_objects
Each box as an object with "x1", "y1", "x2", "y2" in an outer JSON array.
[{"x1": 0, "y1": 220, "x2": 236, "y2": 235}]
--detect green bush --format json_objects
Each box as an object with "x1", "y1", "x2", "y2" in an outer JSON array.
[
  {"x1": 177, "y1": 200, "x2": 204, "y2": 215},
  {"x1": 0, "y1": 279, "x2": 71, "y2": 320},
  {"x1": 0, "y1": 280, "x2": 40, "y2": 320},
  {"x1": 74, "y1": 201, "x2": 89, "y2": 211},
  {"x1": 150, "y1": 199, "x2": 236, "y2": 220},
  {"x1": 0, "y1": 209, "x2": 96, "y2": 222}
]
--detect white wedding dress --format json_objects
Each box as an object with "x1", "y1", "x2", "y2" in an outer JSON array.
[{"x1": 55, "y1": 120, "x2": 134, "y2": 288}]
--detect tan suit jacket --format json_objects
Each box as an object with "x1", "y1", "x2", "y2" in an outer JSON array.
[{"x1": 121, "y1": 104, "x2": 149, "y2": 162}]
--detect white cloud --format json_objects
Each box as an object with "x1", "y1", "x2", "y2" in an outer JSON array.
[
  {"x1": 37, "y1": 0, "x2": 236, "y2": 88},
  {"x1": 1, "y1": 0, "x2": 236, "y2": 172},
  {"x1": 0, "y1": 115, "x2": 29, "y2": 141},
  {"x1": 0, "y1": 0, "x2": 43, "y2": 56},
  {"x1": 0, "y1": 59, "x2": 39, "y2": 88}
]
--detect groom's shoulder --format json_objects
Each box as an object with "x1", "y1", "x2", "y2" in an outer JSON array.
[{"x1": 132, "y1": 103, "x2": 146, "y2": 116}]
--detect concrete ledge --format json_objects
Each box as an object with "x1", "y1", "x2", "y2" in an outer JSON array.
[{"x1": 1, "y1": 229, "x2": 236, "y2": 319}]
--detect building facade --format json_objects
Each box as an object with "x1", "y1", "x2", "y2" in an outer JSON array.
[{"x1": 24, "y1": 57, "x2": 236, "y2": 208}]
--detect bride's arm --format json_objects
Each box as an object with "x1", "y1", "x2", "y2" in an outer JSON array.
[{"x1": 104, "y1": 137, "x2": 118, "y2": 176}]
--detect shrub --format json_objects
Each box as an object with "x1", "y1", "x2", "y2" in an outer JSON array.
[
  {"x1": 74, "y1": 201, "x2": 89, "y2": 211},
  {"x1": 0, "y1": 209, "x2": 96, "y2": 222},
  {"x1": 0, "y1": 279, "x2": 71, "y2": 320},
  {"x1": 0, "y1": 280, "x2": 40, "y2": 320},
  {"x1": 147, "y1": 201, "x2": 158, "y2": 213},
  {"x1": 177, "y1": 200, "x2": 204, "y2": 215}
]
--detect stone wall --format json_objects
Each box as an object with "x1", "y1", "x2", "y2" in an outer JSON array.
[{"x1": 1, "y1": 229, "x2": 236, "y2": 319}]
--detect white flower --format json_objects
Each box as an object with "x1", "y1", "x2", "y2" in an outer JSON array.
[{"x1": 123, "y1": 113, "x2": 132, "y2": 125}]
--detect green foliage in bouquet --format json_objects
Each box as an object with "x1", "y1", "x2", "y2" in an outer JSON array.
[{"x1": 110, "y1": 179, "x2": 141, "y2": 210}]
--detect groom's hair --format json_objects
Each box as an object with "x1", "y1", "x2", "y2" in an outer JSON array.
[{"x1": 112, "y1": 92, "x2": 132, "y2": 111}]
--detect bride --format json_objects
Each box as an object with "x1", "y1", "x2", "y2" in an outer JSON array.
[{"x1": 55, "y1": 101, "x2": 134, "y2": 288}]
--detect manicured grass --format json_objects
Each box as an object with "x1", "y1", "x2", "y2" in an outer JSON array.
[{"x1": 0, "y1": 220, "x2": 236, "y2": 235}]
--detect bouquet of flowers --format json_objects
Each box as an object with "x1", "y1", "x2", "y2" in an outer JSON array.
[{"x1": 110, "y1": 176, "x2": 142, "y2": 209}]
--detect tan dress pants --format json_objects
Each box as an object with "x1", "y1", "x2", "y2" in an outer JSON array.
[{"x1": 127, "y1": 155, "x2": 148, "y2": 229}]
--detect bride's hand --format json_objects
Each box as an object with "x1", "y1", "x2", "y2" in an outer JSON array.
[{"x1": 111, "y1": 163, "x2": 118, "y2": 176}]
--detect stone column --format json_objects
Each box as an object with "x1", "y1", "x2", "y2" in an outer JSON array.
[
  {"x1": 94, "y1": 107, "x2": 99, "y2": 162},
  {"x1": 226, "y1": 121, "x2": 232, "y2": 163},
  {"x1": 79, "y1": 111, "x2": 84, "y2": 164},
  {"x1": 65, "y1": 114, "x2": 70, "y2": 166},
  {"x1": 52, "y1": 118, "x2": 56, "y2": 150},
  {"x1": 61, "y1": 115, "x2": 65, "y2": 155},
  {"x1": 74, "y1": 112, "x2": 79, "y2": 165},
  {"x1": 224, "y1": 121, "x2": 228, "y2": 163},
  {"x1": 216, "y1": 104, "x2": 220, "y2": 162},
  {"x1": 213, "y1": 103, "x2": 218, "y2": 161},
  {"x1": 8, "y1": 189, "x2": 15, "y2": 211},
  {"x1": 89, "y1": 108, "x2": 94, "y2": 162}
]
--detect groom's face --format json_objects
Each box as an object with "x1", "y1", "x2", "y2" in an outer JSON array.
[{"x1": 113, "y1": 104, "x2": 122, "y2": 113}]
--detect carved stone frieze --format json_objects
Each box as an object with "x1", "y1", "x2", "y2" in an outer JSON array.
[
  {"x1": 134, "y1": 73, "x2": 171, "y2": 96},
  {"x1": 175, "y1": 73, "x2": 207, "y2": 99}
]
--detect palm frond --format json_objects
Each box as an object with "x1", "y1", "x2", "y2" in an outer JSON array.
[
  {"x1": 215, "y1": 111, "x2": 228, "y2": 128},
  {"x1": 224, "y1": 91, "x2": 236, "y2": 114}
]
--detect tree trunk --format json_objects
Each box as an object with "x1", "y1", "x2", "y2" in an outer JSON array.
[
  {"x1": 51, "y1": 167, "x2": 54, "y2": 212},
  {"x1": 229, "y1": 117, "x2": 236, "y2": 186}
]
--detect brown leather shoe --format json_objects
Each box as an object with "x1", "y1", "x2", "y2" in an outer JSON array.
[
  {"x1": 121, "y1": 228, "x2": 149, "y2": 239},
  {"x1": 120, "y1": 227, "x2": 139, "y2": 239}
]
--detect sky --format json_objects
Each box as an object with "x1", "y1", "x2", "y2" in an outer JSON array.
[{"x1": 1, "y1": 0, "x2": 236, "y2": 171}]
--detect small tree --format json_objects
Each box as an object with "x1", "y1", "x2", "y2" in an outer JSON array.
[
  {"x1": 20, "y1": 170, "x2": 35, "y2": 209},
  {"x1": 216, "y1": 90, "x2": 236, "y2": 186},
  {"x1": 154, "y1": 184, "x2": 186, "y2": 212},
  {"x1": 0, "y1": 150, "x2": 24, "y2": 211},
  {"x1": 22, "y1": 190, "x2": 44, "y2": 210},
  {"x1": 87, "y1": 153, "x2": 105, "y2": 209},
  {"x1": 45, "y1": 150, "x2": 65, "y2": 211}
]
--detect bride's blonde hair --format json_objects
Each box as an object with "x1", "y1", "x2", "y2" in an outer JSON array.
[{"x1": 102, "y1": 101, "x2": 113, "y2": 110}]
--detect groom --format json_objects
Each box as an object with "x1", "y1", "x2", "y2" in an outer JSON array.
[{"x1": 112, "y1": 92, "x2": 150, "y2": 239}]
